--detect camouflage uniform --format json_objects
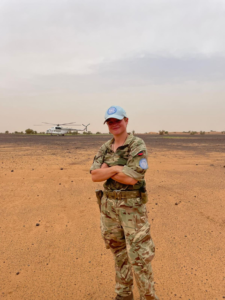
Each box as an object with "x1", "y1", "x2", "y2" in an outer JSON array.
[{"x1": 90, "y1": 134, "x2": 158, "y2": 300}]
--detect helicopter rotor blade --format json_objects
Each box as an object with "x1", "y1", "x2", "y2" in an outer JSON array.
[
  {"x1": 42, "y1": 122, "x2": 57, "y2": 125},
  {"x1": 41, "y1": 122, "x2": 84, "y2": 127},
  {"x1": 65, "y1": 124, "x2": 82, "y2": 127},
  {"x1": 60, "y1": 122, "x2": 77, "y2": 125},
  {"x1": 82, "y1": 124, "x2": 90, "y2": 131}
]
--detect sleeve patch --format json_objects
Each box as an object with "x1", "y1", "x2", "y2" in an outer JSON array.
[
  {"x1": 139, "y1": 158, "x2": 148, "y2": 169},
  {"x1": 138, "y1": 151, "x2": 143, "y2": 156}
]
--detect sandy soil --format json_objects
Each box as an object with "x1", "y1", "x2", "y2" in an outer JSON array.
[{"x1": 0, "y1": 134, "x2": 225, "y2": 300}]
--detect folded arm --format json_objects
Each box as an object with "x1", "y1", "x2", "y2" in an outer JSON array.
[
  {"x1": 111, "y1": 172, "x2": 138, "y2": 185},
  {"x1": 91, "y1": 164, "x2": 124, "y2": 182},
  {"x1": 91, "y1": 163, "x2": 137, "y2": 185},
  {"x1": 91, "y1": 163, "x2": 138, "y2": 185}
]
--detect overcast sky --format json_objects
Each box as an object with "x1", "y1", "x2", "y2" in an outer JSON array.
[{"x1": 0, "y1": 0, "x2": 225, "y2": 133}]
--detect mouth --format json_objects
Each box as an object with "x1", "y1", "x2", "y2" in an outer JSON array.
[{"x1": 112, "y1": 127, "x2": 120, "y2": 130}]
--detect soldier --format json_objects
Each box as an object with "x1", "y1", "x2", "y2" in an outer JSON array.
[{"x1": 90, "y1": 106, "x2": 159, "y2": 300}]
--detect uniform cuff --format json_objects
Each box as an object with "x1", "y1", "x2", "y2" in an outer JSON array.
[
  {"x1": 90, "y1": 164, "x2": 102, "y2": 173},
  {"x1": 122, "y1": 166, "x2": 144, "y2": 181}
]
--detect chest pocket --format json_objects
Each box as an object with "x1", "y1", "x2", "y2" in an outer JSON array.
[
  {"x1": 112, "y1": 157, "x2": 128, "y2": 166},
  {"x1": 104, "y1": 152, "x2": 128, "y2": 167}
]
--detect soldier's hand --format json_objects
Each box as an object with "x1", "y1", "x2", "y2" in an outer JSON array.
[
  {"x1": 113, "y1": 165, "x2": 124, "y2": 173},
  {"x1": 101, "y1": 163, "x2": 109, "y2": 169}
]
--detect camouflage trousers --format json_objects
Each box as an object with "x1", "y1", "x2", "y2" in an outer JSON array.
[{"x1": 100, "y1": 195, "x2": 159, "y2": 300}]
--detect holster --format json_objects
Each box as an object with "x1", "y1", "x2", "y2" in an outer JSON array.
[
  {"x1": 140, "y1": 187, "x2": 149, "y2": 204},
  {"x1": 95, "y1": 189, "x2": 103, "y2": 212}
]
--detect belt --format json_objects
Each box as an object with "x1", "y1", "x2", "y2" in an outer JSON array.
[{"x1": 103, "y1": 190, "x2": 141, "y2": 200}]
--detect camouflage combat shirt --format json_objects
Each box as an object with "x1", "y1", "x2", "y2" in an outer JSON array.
[{"x1": 90, "y1": 134, "x2": 148, "y2": 191}]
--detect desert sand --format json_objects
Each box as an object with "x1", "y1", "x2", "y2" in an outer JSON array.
[{"x1": 0, "y1": 134, "x2": 225, "y2": 300}]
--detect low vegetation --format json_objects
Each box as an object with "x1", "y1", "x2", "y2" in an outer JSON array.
[
  {"x1": 159, "y1": 130, "x2": 168, "y2": 135},
  {"x1": 25, "y1": 129, "x2": 37, "y2": 134},
  {"x1": 3, "y1": 130, "x2": 225, "y2": 135},
  {"x1": 83, "y1": 131, "x2": 92, "y2": 135}
]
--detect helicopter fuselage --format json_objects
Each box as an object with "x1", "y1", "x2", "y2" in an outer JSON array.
[
  {"x1": 44, "y1": 123, "x2": 89, "y2": 135},
  {"x1": 46, "y1": 126, "x2": 75, "y2": 135}
]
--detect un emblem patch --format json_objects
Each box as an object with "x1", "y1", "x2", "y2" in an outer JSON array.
[
  {"x1": 107, "y1": 106, "x2": 117, "y2": 115},
  {"x1": 139, "y1": 158, "x2": 148, "y2": 169}
]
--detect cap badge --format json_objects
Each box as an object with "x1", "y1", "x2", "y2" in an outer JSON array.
[{"x1": 107, "y1": 106, "x2": 117, "y2": 115}]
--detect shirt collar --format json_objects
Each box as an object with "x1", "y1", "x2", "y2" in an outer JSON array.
[
  {"x1": 105, "y1": 133, "x2": 134, "y2": 150},
  {"x1": 124, "y1": 133, "x2": 134, "y2": 146}
]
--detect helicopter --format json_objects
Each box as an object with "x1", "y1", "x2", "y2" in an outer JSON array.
[{"x1": 36, "y1": 122, "x2": 90, "y2": 136}]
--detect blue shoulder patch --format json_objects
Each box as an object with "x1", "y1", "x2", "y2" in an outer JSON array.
[
  {"x1": 107, "y1": 106, "x2": 117, "y2": 115},
  {"x1": 139, "y1": 158, "x2": 148, "y2": 170}
]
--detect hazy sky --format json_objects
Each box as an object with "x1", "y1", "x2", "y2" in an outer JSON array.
[{"x1": 0, "y1": 0, "x2": 225, "y2": 133}]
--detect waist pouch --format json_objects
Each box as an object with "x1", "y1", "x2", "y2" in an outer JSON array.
[
  {"x1": 95, "y1": 189, "x2": 103, "y2": 212},
  {"x1": 103, "y1": 190, "x2": 148, "y2": 203}
]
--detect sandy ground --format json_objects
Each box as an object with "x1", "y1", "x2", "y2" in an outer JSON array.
[{"x1": 0, "y1": 134, "x2": 225, "y2": 300}]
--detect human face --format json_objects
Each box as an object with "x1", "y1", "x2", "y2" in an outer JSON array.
[{"x1": 106, "y1": 118, "x2": 128, "y2": 136}]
